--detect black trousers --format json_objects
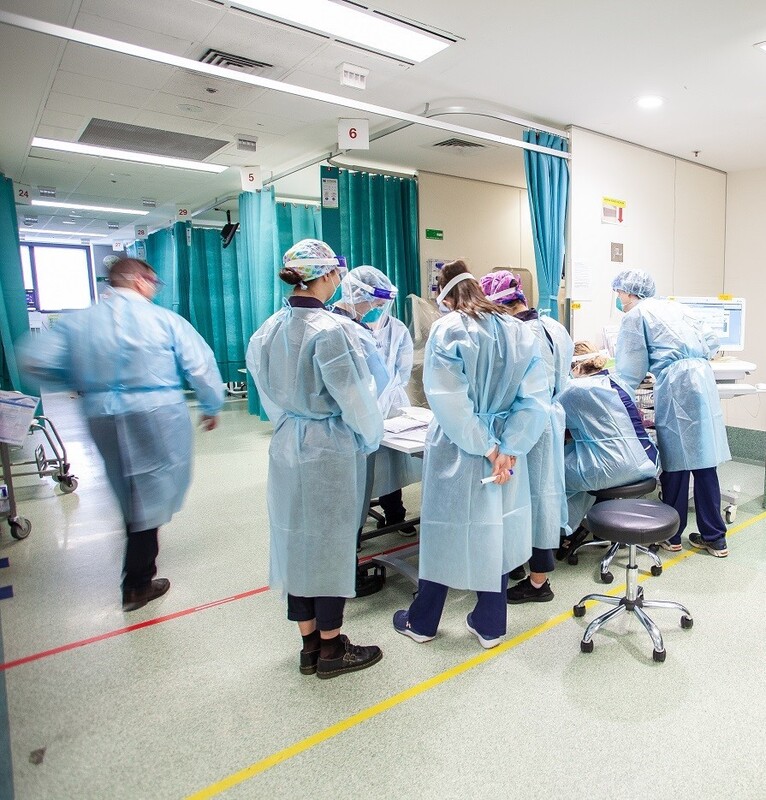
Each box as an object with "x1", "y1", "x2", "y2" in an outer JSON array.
[
  {"x1": 287, "y1": 595, "x2": 345, "y2": 631},
  {"x1": 529, "y1": 547, "x2": 556, "y2": 574},
  {"x1": 123, "y1": 527, "x2": 159, "y2": 591},
  {"x1": 378, "y1": 488, "x2": 405, "y2": 520}
]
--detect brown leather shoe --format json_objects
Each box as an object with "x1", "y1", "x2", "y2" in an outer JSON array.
[{"x1": 122, "y1": 578, "x2": 170, "y2": 612}]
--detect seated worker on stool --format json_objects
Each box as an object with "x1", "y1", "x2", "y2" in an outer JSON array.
[
  {"x1": 557, "y1": 341, "x2": 659, "y2": 557},
  {"x1": 479, "y1": 270, "x2": 574, "y2": 604},
  {"x1": 611, "y1": 269, "x2": 730, "y2": 557},
  {"x1": 334, "y1": 267, "x2": 421, "y2": 534}
]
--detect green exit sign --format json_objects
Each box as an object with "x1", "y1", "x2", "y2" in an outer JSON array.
[{"x1": 425, "y1": 228, "x2": 444, "y2": 240}]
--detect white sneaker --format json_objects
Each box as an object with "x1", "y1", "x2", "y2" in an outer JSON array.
[{"x1": 466, "y1": 614, "x2": 501, "y2": 649}]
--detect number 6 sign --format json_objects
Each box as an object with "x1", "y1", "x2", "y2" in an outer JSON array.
[{"x1": 338, "y1": 119, "x2": 369, "y2": 150}]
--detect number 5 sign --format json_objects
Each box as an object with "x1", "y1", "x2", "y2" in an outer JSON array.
[
  {"x1": 239, "y1": 166, "x2": 262, "y2": 192},
  {"x1": 338, "y1": 119, "x2": 369, "y2": 150}
]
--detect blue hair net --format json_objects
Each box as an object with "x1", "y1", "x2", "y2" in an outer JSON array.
[{"x1": 611, "y1": 270, "x2": 656, "y2": 299}]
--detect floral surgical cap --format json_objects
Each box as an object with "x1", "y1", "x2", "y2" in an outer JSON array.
[
  {"x1": 282, "y1": 239, "x2": 345, "y2": 284},
  {"x1": 479, "y1": 270, "x2": 526, "y2": 305},
  {"x1": 611, "y1": 269, "x2": 656, "y2": 299}
]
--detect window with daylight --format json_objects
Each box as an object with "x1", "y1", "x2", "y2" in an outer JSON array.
[{"x1": 20, "y1": 244, "x2": 95, "y2": 312}]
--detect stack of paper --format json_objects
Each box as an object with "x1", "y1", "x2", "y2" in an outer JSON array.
[{"x1": 383, "y1": 407, "x2": 433, "y2": 442}]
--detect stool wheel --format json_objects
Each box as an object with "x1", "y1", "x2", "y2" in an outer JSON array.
[
  {"x1": 652, "y1": 649, "x2": 666, "y2": 663},
  {"x1": 567, "y1": 554, "x2": 579, "y2": 566},
  {"x1": 580, "y1": 639, "x2": 594, "y2": 653},
  {"x1": 681, "y1": 615, "x2": 693, "y2": 629},
  {"x1": 651, "y1": 564, "x2": 663, "y2": 577},
  {"x1": 573, "y1": 604, "x2": 586, "y2": 618},
  {"x1": 600, "y1": 571, "x2": 614, "y2": 584}
]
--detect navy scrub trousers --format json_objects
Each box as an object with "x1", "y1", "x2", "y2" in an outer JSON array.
[{"x1": 659, "y1": 467, "x2": 727, "y2": 544}]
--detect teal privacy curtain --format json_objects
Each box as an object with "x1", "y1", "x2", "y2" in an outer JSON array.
[
  {"x1": 523, "y1": 131, "x2": 569, "y2": 321},
  {"x1": 145, "y1": 226, "x2": 177, "y2": 311},
  {"x1": 189, "y1": 227, "x2": 245, "y2": 382},
  {"x1": 320, "y1": 166, "x2": 420, "y2": 323},
  {"x1": 238, "y1": 187, "x2": 321, "y2": 416},
  {"x1": 0, "y1": 174, "x2": 29, "y2": 391}
]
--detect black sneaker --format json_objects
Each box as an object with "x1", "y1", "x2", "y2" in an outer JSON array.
[
  {"x1": 385, "y1": 510, "x2": 417, "y2": 537},
  {"x1": 688, "y1": 532, "x2": 728, "y2": 558},
  {"x1": 316, "y1": 638, "x2": 383, "y2": 679},
  {"x1": 556, "y1": 527, "x2": 588, "y2": 561},
  {"x1": 506, "y1": 576, "x2": 554, "y2": 604},
  {"x1": 508, "y1": 565, "x2": 526, "y2": 581}
]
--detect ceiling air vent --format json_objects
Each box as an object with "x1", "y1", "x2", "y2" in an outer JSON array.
[
  {"x1": 79, "y1": 119, "x2": 228, "y2": 161},
  {"x1": 199, "y1": 49, "x2": 274, "y2": 75},
  {"x1": 432, "y1": 138, "x2": 485, "y2": 150}
]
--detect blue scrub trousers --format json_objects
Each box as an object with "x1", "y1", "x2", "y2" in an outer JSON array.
[
  {"x1": 659, "y1": 467, "x2": 727, "y2": 544},
  {"x1": 407, "y1": 575, "x2": 509, "y2": 639}
]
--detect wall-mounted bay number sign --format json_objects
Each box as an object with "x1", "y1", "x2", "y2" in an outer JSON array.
[
  {"x1": 14, "y1": 183, "x2": 32, "y2": 205},
  {"x1": 338, "y1": 119, "x2": 369, "y2": 150},
  {"x1": 176, "y1": 206, "x2": 190, "y2": 221},
  {"x1": 425, "y1": 228, "x2": 444, "y2": 240}
]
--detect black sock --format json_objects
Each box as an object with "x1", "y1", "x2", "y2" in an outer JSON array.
[
  {"x1": 319, "y1": 634, "x2": 345, "y2": 660},
  {"x1": 301, "y1": 630, "x2": 320, "y2": 653}
]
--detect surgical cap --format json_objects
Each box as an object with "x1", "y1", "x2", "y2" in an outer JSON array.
[
  {"x1": 282, "y1": 239, "x2": 345, "y2": 284},
  {"x1": 341, "y1": 265, "x2": 397, "y2": 305},
  {"x1": 611, "y1": 269, "x2": 656, "y2": 299},
  {"x1": 479, "y1": 270, "x2": 526, "y2": 305}
]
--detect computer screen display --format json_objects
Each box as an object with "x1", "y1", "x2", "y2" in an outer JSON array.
[{"x1": 670, "y1": 297, "x2": 746, "y2": 352}]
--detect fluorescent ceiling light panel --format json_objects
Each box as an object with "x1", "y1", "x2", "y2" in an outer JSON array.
[
  {"x1": 232, "y1": 0, "x2": 451, "y2": 62},
  {"x1": 31, "y1": 200, "x2": 150, "y2": 215},
  {"x1": 636, "y1": 95, "x2": 664, "y2": 109},
  {"x1": 31, "y1": 138, "x2": 227, "y2": 173},
  {"x1": 21, "y1": 229, "x2": 108, "y2": 237},
  {"x1": 754, "y1": 41, "x2": 766, "y2": 51}
]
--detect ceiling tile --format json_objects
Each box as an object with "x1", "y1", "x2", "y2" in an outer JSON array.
[
  {"x1": 59, "y1": 43, "x2": 175, "y2": 90},
  {"x1": 45, "y1": 92, "x2": 141, "y2": 126},
  {"x1": 78, "y1": 0, "x2": 224, "y2": 43},
  {"x1": 158, "y1": 72, "x2": 257, "y2": 110},
  {"x1": 51, "y1": 71, "x2": 152, "y2": 109},
  {"x1": 75, "y1": 12, "x2": 196, "y2": 57}
]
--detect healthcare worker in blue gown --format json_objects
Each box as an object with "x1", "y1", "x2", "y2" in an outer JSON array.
[
  {"x1": 555, "y1": 341, "x2": 659, "y2": 556},
  {"x1": 392, "y1": 260, "x2": 550, "y2": 650},
  {"x1": 247, "y1": 239, "x2": 385, "y2": 679},
  {"x1": 19, "y1": 258, "x2": 224, "y2": 612},
  {"x1": 334, "y1": 266, "x2": 421, "y2": 532},
  {"x1": 612, "y1": 269, "x2": 730, "y2": 557},
  {"x1": 480, "y1": 270, "x2": 574, "y2": 604}
]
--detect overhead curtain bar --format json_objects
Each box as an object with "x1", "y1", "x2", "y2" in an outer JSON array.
[{"x1": 0, "y1": 11, "x2": 570, "y2": 161}]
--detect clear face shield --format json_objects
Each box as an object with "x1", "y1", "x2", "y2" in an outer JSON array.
[{"x1": 341, "y1": 273, "x2": 398, "y2": 326}]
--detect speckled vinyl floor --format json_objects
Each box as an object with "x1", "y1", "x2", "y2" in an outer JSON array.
[{"x1": 1, "y1": 392, "x2": 764, "y2": 799}]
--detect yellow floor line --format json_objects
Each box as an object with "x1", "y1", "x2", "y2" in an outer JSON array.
[{"x1": 186, "y1": 509, "x2": 766, "y2": 800}]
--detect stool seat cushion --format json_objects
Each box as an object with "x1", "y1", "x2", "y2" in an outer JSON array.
[
  {"x1": 588, "y1": 477, "x2": 657, "y2": 500},
  {"x1": 584, "y1": 499, "x2": 680, "y2": 545}
]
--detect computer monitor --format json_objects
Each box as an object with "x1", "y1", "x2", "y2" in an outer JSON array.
[{"x1": 669, "y1": 296, "x2": 746, "y2": 352}]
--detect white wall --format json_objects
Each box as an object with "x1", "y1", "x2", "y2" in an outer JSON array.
[
  {"x1": 723, "y1": 169, "x2": 766, "y2": 431},
  {"x1": 568, "y1": 127, "x2": 726, "y2": 344},
  {"x1": 417, "y1": 171, "x2": 535, "y2": 298}
]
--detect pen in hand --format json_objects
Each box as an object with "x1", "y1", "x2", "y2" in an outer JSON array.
[{"x1": 480, "y1": 470, "x2": 514, "y2": 485}]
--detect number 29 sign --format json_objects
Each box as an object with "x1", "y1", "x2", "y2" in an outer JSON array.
[{"x1": 338, "y1": 119, "x2": 369, "y2": 150}]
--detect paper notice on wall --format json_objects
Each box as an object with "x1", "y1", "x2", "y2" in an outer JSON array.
[
  {"x1": 572, "y1": 261, "x2": 593, "y2": 301},
  {"x1": 602, "y1": 196, "x2": 626, "y2": 225}
]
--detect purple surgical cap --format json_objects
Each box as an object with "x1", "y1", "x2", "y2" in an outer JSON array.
[{"x1": 479, "y1": 270, "x2": 527, "y2": 305}]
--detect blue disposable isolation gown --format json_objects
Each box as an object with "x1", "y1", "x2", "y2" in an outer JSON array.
[
  {"x1": 246, "y1": 303, "x2": 383, "y2": 599},
  {"x1": 418, "y1": 312, "x2": 550, "y2": 592},
  {"x1": 517, "y1": 312, "x2": 574, "y2": 551},
  {"x1": 559, "y1": 372, "x2": 658, "y2": 532},
  {"x1": 20, "y1": 288, "x2": 224, "y2": 531},
  {"x1": 370, "y1": 316, "x2": 422, "y2": 496},
  {"x1": 615, "y1": 298, "x2": 730, "y2": 472}
]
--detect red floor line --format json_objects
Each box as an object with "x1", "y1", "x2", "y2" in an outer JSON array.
[{"x1": 0, "y1": 539, "x2": 418, "y2": 671}]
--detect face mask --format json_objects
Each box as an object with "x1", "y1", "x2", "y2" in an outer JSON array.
[
  {"x1": 436, "y1": 272, "x2": 478, "y2": 313},
  {"x1": 363, "y1": 306, "x2": 385, "y2": 324},
  {"x1": 327, "y1": 273, "x2": 342, "y2": 305},
  {"x1": 615, "y1": 297, "x2": 624, "y2": 312}
]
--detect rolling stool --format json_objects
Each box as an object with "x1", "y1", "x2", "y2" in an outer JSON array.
[
  {"x1": 573, "y1": 499, "x2": 693, "y2": 662},
  {"x1": 568, "y1": 477, "x2": 663, "y2": 583}
]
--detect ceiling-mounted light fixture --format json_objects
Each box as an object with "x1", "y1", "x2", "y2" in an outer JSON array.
[
  {"x1": 31, "y1": 137, "x2": 228, "y2": 173},
  {"x1": 31, "y1": 200, "x2": 150, "y2": 215},
  {"x1": 753, "y1": 41, "x2": 766, "y2": 52},
  {"x1": 636, "y1": 95, "x2": 664, "y2": 109},
  {"x1": 231, "y1": 0, "x2": 453, "y2": 63},
  {"x1": 22, "y1": 228, "x2": 109, "y2": 237}
]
